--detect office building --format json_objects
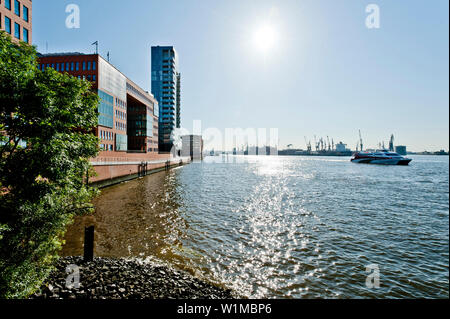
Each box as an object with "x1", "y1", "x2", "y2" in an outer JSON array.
[
  {"x1": 181, "y1": 135, "x2": 203, "y2": 160},
  {"x1": 395, "y1": 145, "x2": 407, "y2": 156},
  {"x1": 0, "y1": 0, "x2": 32, "y2": 44},
  {"x1": 151, "y1": 46, "x2": 181, "y2": 153},
  {"x1": 37, "y1": 53, "x2": 159, "y2": 154}
]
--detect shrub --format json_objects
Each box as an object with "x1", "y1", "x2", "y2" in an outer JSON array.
[{"x1": 0, "y1": 31, "x2": 100, "y2": 298}]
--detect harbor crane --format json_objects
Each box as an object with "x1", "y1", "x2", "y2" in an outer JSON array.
[
  {"x1": 304, "y1": 137, "x2": 312, "y2": 153},
  {"x1": 314, "y1": 135, "x2": 319, "y2": 152}
]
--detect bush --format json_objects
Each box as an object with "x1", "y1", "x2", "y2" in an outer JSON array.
[{"x1": 0, "y1": 31, "x2": 100, "y2": 298}]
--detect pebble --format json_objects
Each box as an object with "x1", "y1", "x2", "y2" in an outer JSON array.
[{"x1": 30, "y1": 256, "x2": 235, "y2": 300}]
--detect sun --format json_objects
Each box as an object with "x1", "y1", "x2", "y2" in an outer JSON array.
[{"x1": 253, "y1": 24, "x2": 277, "y2": 52}]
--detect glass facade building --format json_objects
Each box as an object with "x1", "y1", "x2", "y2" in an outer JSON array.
[
  {"x1": 37, "y1": 53, "x2": 158, "y2": 154},
  {"x1": 98, "y1": 90, "x2": 114, "y2": 128},
  {"x1": 151, "y1": 46, "x2": 181, "y2": 153}
]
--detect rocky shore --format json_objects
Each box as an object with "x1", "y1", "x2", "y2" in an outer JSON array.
[{"x1": 31, "y1": 257, "x2": 235, "y2": 299}]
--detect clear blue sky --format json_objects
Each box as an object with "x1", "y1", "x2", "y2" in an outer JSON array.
[{"x1": 33, "y1": 0, "x2": 449, "y2": 152}]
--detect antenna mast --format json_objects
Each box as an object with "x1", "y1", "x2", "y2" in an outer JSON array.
[{"x1": 92, "y1": 41, "x2": 99, "y2": 54}]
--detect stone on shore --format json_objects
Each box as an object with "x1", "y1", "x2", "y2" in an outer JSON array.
[{"x1": 30, "y1": 256, "x2": 235, "y2": 299}]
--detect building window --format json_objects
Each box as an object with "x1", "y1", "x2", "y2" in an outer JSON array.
[
  {"x1": 82, "y1": 61, "x2": 86, "y2": 70},
  {"x1": 71, "y1": 62, "x2": 74, "y2": 71},
  {"x1": 56, "y1": 63, "x2": 59, "y2": 71},
  {"x1": 23, "y1": 5, "x2": 28, "y2": 22},
  {"x1": 93, "y1": 75, "x2": 96, "y2": 82},
  {"x1": 87, "y1": 61, "x2": 91, "y2": 70},
  {"x1": 14, "y1": 22, "x2": 20, "y2": 39},
  {"x1": 92, "y1": 61, "x2": 96, "y2": 70},
  {"x1": 5, "y1": 16, "x2": 11, "y2": 34},
  {"x1": 66, "y1": 62, "x2": 69, "y2": 71},
  {"x1": 14, "y1": 0, "x2": 19, "y2": 16},
  {"x1": 61, "y1": 62, "x2": 64, "y2": 71},
  {"x1": 5, "y1": 0, "x2": 11, "y2": 10},
  {"x1": 23, "y1": 27, "x2": 28, "y2": 43},
  {"x1": 76, "y1": 62, "x2": 79, "y2": 71}
]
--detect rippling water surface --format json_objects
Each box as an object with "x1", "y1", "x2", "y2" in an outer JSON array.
[{"x1": 63, "y1": 155, "x2": 449, "y2": 298}]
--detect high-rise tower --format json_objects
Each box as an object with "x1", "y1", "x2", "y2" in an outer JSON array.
[{"x1": 151, "y1": 46, "x2": 180, "y2": 153}]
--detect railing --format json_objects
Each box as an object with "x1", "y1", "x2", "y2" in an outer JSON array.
[{"x1": 90, "y1": 156, "x2": 191, "y2": 166}]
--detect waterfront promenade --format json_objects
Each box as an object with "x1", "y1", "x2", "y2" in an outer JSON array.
[{"x1": 89, "y1": 152, "x2": 191, "y2": 188}]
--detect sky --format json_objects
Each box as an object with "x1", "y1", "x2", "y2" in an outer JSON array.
[{"x1": 33, "y1": 0, "x2": 449, "y2": 152}]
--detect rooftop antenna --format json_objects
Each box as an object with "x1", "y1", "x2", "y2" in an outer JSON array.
[
  {"x1": 91, "y1": 41, "x2": 98, "y2": 54},
  {"x1": 107, "y1": 51, "x2": 110, "y2": 62}
]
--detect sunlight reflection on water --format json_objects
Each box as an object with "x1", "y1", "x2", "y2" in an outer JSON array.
[{"x1": 63, "y1": 155, "x2": 449, "y2": 298}]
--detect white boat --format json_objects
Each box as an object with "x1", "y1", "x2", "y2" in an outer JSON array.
[{"x1": 351, "y1": 150, "x2": 412, "y2": 165}]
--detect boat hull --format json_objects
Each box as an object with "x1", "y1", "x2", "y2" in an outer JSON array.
[{"x1": 351, "y1": 158, "x2": 412, "y2": 165}]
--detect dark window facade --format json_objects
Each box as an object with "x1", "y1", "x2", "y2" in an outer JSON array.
[
  {"x1": 23, "y1": 27, "x2": 28, "y2": 43},
  {"x1": 14, "y1": 0, "x2": 19, "y2": 16},
  {"x1": 14, "y1": 22, "x2": 19, "y2": 38},
  {"x1": 5, "y1": 16, "x2": 11, "y2": 34},
  {"x1": 23, "y1": 5, "x2": 28, "y2": 22}
]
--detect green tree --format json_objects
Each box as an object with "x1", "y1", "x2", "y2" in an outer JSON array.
[{"x1": 0, "y1": 31, "x2": 100, "y2": 298}]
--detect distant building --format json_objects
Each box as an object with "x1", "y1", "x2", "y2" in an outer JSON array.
[
  {"x1": 0, "y1": 0, "x2": 32, "y2": 44},
  {"x1": 278, "y1": 149, "x2": 305, "y2": 156},
  {"x1": 434, "y1": 150, "x2": 449, "y2": 155},
  {"x1": 181, "y1": 135, "x2": 203, "y2": 160},
  {"x1": 37, "y1": 53, "x2": 159, "y2": 154},
  {"x1": 395, "y1": 145, "x2": 407, "y2": 155},
  {"x1": 335, "y1": 142, "x2": 349, "y2": 153},
  {"x1": 151, "y1": 46, "x2": 181, "y2": 153}
]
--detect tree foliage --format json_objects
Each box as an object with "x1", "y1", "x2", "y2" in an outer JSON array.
[{"x1": 0, "y1": 31, "x2": 100, "y2": 298}]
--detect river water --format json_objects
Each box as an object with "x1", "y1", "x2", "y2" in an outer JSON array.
[{"x1": 62, "y1": 155, "x2": 449, "y2": 298}]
